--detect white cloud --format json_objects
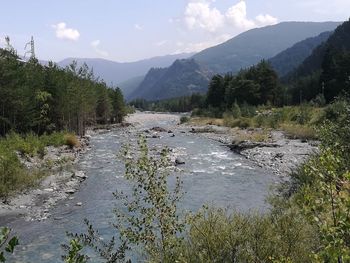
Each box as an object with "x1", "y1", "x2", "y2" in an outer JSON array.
[
  {"x1": 52, "y1": 22, "x2": 80, "y2": 41},
  {"x1": 174, "y1": 34, "x2": 232, "y2": 53},
  {"x1": 255, "y1": 14, "x2": 278, "y2": 26},
  {"x1": 225, "y1": 1, "x2": 255, "y2": 30},
  {"x1": 134, "y1": 24, "x2": 143, "y2": 30},
  {"x1": 155, "y1": 40, "x2": 168, "y2": 47},
  {"x1": 91, "y1": 40, "x2": 108, "y2": 57},
  {"x1": 184, "y1": 0, "x2": 278, "y2": 33},
  {"x1": 184, "y1": 1, "x2": 224, "y2": 32}
]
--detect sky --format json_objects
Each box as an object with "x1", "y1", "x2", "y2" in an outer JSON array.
[{"x1": 0, "y1": 0, "x2": 349, "y2": 63}]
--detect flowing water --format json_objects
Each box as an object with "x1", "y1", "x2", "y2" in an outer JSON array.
[{"x1": 6, "y1": 113, "x2": 278, "y2": 262}]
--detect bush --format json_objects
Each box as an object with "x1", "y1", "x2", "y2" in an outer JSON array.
[
  {"x1": 281, "y1": 124, "x2": 317, "y2": 140},
  {"x1": 180, "y1": 116, "x2": 189, "y2": 124},
  {"x1": 64, "y1": 134, "x2": 80, "y2": 148},
  {"x1": 0, "y1": 145, "x2": 43, "y2": 201},
  {"x1": 231, "y1": 100, "x2": 241, "y2": 118},
  {"x1": 174, "y1": 207, "x2": 316, "y2": 263}
]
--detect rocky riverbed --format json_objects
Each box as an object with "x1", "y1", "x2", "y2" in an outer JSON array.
[
  {"x1": 0, "y1": 136, "x2": 92, "y2": 223},
  {"x1": 0, "y1": 114, "x2": 317, "y2": 225},
  {"x1": 187, "y1": 124, "x2": 318, "y2": 177}
]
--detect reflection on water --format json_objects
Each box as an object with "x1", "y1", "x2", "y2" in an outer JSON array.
[{"x1": 7, "y1": 114, "x2": 278, "y2": 262}]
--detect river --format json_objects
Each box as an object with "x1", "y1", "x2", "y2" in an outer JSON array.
[{"x1": 6, "y1": 113, "x2": 278, "y2": 262}]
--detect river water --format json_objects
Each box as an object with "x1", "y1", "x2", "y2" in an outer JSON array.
[{"x1": 7, "y1": 113, "x2": 278, "y2": 262}]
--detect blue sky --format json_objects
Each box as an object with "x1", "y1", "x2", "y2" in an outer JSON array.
[{"x1": 1, "y1": 0, "x2": 349, "y2": 62}]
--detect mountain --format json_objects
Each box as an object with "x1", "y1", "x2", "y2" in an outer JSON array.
[
  {"x1": 192, "y1": 22, "x2": 341, "y2": 74},
  {"x1": 128, "y1": 59, "x2": 212, "y2": 101},
  {"x1": 290, "y1": 20, "x2": 350, "y2": 80},
  {"x1": 57, "y1": 52, "x2": 194, "y2": 86},
  {"x1": 269, "y1": 31, "x2": 333, "y2": 77},
  {"x1": 131, "y1": 22, "x2": 341, "y2": 101},
  {"x1": 117, "y1": 75, "x2": 145, "y2": 98},
  {"x1": 287, "y1": 19, "x2": 350, "y2": 102}
]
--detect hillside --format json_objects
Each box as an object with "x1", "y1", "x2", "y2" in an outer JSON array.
[
  {"x1": 129, "y1": 59, "x2": 211, "y2": 100},
  {"x1": 290, "y1": 20, "x2": 350, "y2": 80},
  {"x1": 269, "y1": 31, "x2": 333, "y2": 77},
  {"x1": 192, "y1": 22, "x2": 340, "y2": 74},
  {"x1": 58, "y1": 52, "x2": 194, "y2": 87},
  {"x1": 287, "y1": 19, "x2": 350, "y2": 102},
  {"x1": 117, "y1": 75, "x2": 145, "y2": 98},
  {"x1": 131, "y1": 22, "x2": 340, "y2": 101}
]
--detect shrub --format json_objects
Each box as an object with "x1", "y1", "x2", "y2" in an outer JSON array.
[
  {"x1": 0, "y1": 227, "x2": 19, "y2": 262},
  {"x1": 222, "y1": 112, "x2": 234, "y2": 127},
  {"x1": 180, "y1": 116, "x2": 189, "y2": 124},
  {"x1": 281, "y1": 124, "x2": 317, "y2": 140},
  {"x1": 174, "y1": 207, "x2": 316, "y2": 263},
  {"x1": 64, "y1": 134, "x2": 80, "y2": 148},
  {"x1": 231, "y1": 100, "x2": 241, "y2": 118},
  {"x1": 0, "y1": 145, "x2": 44, "y2": 201}
]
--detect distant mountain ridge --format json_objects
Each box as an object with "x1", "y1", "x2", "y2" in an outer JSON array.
[
  {"x1": 128, "y1": 59, "x2": 212, "y2": 100},
  {"x1": 192, "y1": 21, "x2": 340, "y2": 74},
  {"x1": 57, "y1": 53, "x2": 194, "y2": 93},
  {"x1": 269, "y1": 31, "x2": 333, "y2": 77},
  {"x1": 131, "y1": 21, "x2": 341, "y2": 101}
]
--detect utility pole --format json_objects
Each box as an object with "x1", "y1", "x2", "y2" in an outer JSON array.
[
  {"x1": 4, "y1": 36, "x2": 16, "y2": 55},
  {"x1": 24, "y1": 36, "x2": 35, "y2": 60}
]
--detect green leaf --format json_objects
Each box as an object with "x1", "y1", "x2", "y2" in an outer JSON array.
[{"x1": 5, "y1": 237, "x2": 19, "y2": 253}]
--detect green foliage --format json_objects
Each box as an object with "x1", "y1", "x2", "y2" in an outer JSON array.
[
  {"x1": 64, "y1": 136, "x2": 184, "y2": 262},
  {"x1": 115, "y1": 136, "x2": 185, "y2": 262},
  {"x1": 231, "y1": 100, "x2": 241, "y2": 118},
  {"x1": 296, "y1": 148, "x2": 350, "y2": 261},
  {"x1": 62, "y1": 239, "x2": 88, "y2": 263},
  {"x1": 129, "y1": 93, "x2": 205, "y2": 113},
  {"x1": 0, "y1": 227, "x2": 19, "y2": 262},
  {"x1": 0, "y1": 51, "x2": 127, "y2": 137},
  {"x1": 0, "y1": 132, "x2": 71, "y2": 200},
  {"x1": 64, "y1": 219, "x2": 128, "y2": 263},
  {"x1": 172, "y1": 206, "x2": 316, "y2": 263}
]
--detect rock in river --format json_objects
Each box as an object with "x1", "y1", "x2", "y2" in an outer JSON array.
[{"x1": 175, "y1": 157, "x2": 185, "y2": 165}]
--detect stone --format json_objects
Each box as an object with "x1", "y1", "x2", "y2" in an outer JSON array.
[
  {"x1": 75, "y1": 171, "x2": 87, "y2": 179},
  {"x1": 76, "y1": 202, "x2": 83, "y2": 206},
  {"x1": 175, "y1": 157, "x2": 185, "y2": 165},
  {"x1": 150, "y1": 126, "x2": 167, "y2": 132},
  {"x1": 65, "y1": 189, "x2": 76, "y2": 194}
]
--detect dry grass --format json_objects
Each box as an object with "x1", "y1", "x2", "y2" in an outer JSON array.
[
  {"x1": 64, "y1": 134, "x2": 80, "y2": 148},
  {"x1": 233, "y1": 128, "x2": 270, "y2": 142},
  {"x1": 280, "y1": 124, "x2": 317, "y2": 141},
  {"x1": 189, "y1": 117, "x2": 224, "y2": 126}
]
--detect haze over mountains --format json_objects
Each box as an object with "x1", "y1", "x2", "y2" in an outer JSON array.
[
  {"x1": 129, "y1": 21, "x2": 340, "y2": 101},
  {"x1": 54, "y1": 21, "x2": 341, "y2": 102},
  {"x1": 57, "y1": 53, "x2": 194, "y2": 96},
  {"x1": 269, "y1": 31, "x2": 333, "y2": 77}
]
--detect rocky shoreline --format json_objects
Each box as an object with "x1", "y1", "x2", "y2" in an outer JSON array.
[
  {"x1": 0, "y1": 134, "x2": 92, "y2": 224},
  {"x1": 0, "y1": 114, "x2": 318, "y2": 224},
  {"x1": 187, "y1": 124, "x2": 318, "y2": 177}
]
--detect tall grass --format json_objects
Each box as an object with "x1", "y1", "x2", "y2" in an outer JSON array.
[{"x1": 0, "y1": 132, "x2": 77, "y2": 200}]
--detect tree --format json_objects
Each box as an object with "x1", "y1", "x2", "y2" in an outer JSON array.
[{"x1": 206, "y1": 75, "x2": 225, "y2": 108}]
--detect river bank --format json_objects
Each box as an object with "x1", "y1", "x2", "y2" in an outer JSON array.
[
  {"x1": 185, "y1": 123, "x2": 318, "y2": 177},
  {"x1": 0, "y1": 113, "x2": 317, "y2": 225}
]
